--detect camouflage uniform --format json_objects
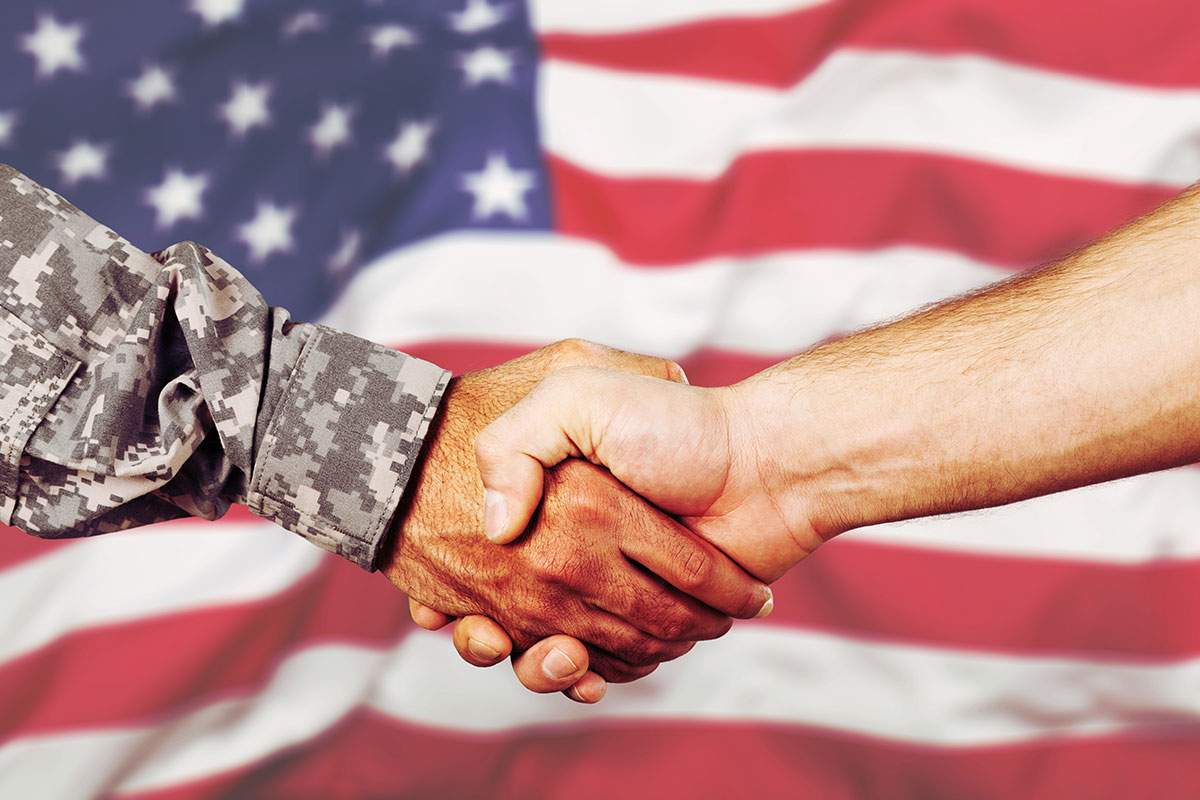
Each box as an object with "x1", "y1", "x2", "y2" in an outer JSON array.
[{"x1": 0, "y1": 164, "x2": 449, "y2": 570}]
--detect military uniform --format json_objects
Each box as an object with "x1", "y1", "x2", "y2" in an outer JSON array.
[{"x1": 0, "y1": 164, "x2": 449, "y2": 570}]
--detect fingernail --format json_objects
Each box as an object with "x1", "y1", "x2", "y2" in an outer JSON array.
[
  {"x1": 569, "y1": 677, "x2": 607, "y2": 703},
  {"x1": 754, "y1": 587, "x2": 775, "y2": 619},
  {"x1": 483, "y1": 490, "x2": 508, "y2": 542},
  {"x1": 467, "y1": 637, "x2": 501, "y2": 662},
  {"x1": 543, "y1": 647, "x2": 580, "y2": 681}
]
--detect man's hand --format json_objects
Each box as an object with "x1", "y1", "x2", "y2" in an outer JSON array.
[
  {"x1": 384, "y1": 341, "x2": 772, "y2": 700},
  {"x1": 472, "y1": 367, "x2": 814, "y2": 583},
  {"x1": 472, "y1": 186, "x2": 1200, "y2": 594}
]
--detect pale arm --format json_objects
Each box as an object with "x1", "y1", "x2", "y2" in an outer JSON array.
[{"x1": 474, "y1": 184, "x2": 1200, "y2": 581}]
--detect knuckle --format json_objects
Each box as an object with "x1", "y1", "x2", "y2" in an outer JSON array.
[
  {"x1": 706, "y1": 615, "x2": 734, "y2": 640},
  {"x1": 549, "y1": 337, "x2": 602, "y2": 367},
  {"x1": 673, "y1": 540, "x2": 714, "y2": 591},
  {"x1": 473, "y1": 429, "x2": 503, "y2": 463},
  {"x1": 557, "y1": 480, "x2": 610, "y2": 529},
  {"x1": 619, "y1": 632, "x2": 671, "y2": 667},
  {"x1": 654, "y1": 605, "x2": 704, "y2": 642}
]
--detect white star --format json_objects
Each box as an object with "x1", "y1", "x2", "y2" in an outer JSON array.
[
  {"x1": 450, "y1": 0, "x2": 506, "y2": 34},
  {"x1": 220, "y1": 81, "x2": 271, "y2": 137},
  {"x1": 0, "y1": 112, "x2": 16, "y2": 148},
  {"x1": 309, "y1": 104, "x2": 353, "y2": 157},
  {"x1": 328, "y1": 230, "x2": 362, "y2": 273},
  {"x1": 145, "y1": 168, "x2": 208, "y2": 229},
  {"x1": 368, "y1": 24, "x2": 417, "y2": 59},
  {"x1": 21, "y1": 15, "x2": 85, "y2": 79},
  {"x1": 283, "y1": 10, "x2": 325, "y2": 38},
  {"x1": 57, "y1": 141, "x2": 109, "y2": 185},
  {"x1": 238, "y1": 201, "x2": 296, "y2": 263},
  {"x1": 190, "y1": 0, "x2": 245, "y2": 26},
  {"x1": 127, "y1": 65, "x2": 176, "y2": 111},
  {"x1": 459, "y1": 46, "x2": 514, "y2": 87},
  {"x1": 385, "y1": 120, "x2": 435, "y2": 173},
  {"x1": 462, "y1": 154, "x2": 534, "y2": 220}
]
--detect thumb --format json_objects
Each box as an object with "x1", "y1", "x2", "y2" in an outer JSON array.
[{"x1": 475, "y1": 367, "x2": 612, "y2": 544}]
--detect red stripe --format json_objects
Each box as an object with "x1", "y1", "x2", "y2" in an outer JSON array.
[
  {"x1": 0, "y1": 554, "x2": 410, "y2": 740},
  {"x1": 549, "y1": 152, "x2": 1174, "y2": 268},
  {"x1": 123, "y1": 712, "x2": 1200, "y2": 800},
  {"x1": 0, "y1": 525, "x2": 72, "y2": 570},
  {"x1": 771, "y1": 538, "x2": 1200, "y2": 659},
  {"x1": 541, "y1": 0, "x2": 1200, "y2": 89}
]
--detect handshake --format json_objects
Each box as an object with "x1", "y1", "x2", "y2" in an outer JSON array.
[
  {"x1": 383, "y1": 182, "x2": 1200, "y2": 702},
  {"x1": 0, "y1": 163, "x2": 1192, "y2": 709},
  {"x1": 382, "y1": 339, "x2": 796, "y2": 704}
]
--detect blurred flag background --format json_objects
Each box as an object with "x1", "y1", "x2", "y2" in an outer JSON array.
[{"x1": 3, "y1": 0, "x2": 1200, "y2": 797}]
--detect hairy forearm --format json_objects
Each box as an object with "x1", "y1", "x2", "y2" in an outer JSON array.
[{"x1": 735, "y1": 185, "x2": 1200, "y2": 541}]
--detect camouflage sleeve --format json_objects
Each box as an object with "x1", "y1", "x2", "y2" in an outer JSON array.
[{"x1": 0, "y1": 164, "x2": 449, "y2": 570}]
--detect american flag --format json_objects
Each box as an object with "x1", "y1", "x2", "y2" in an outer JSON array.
[{"x1": 3, "y1": 0, "x2": 1200, "y2": 796}]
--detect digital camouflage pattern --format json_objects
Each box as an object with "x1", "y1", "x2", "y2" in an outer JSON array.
[{"x1": 0, "y1": 164, "x2": 449, "y2": 570}]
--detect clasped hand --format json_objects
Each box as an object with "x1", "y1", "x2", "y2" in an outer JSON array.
[{"x1": 382, "y1": 340, "x2": 785, "y2": 703}]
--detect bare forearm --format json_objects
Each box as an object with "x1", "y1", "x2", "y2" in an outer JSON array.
[{"x1": 735, "y1": 185, "x2": 1200, "y2": 540}]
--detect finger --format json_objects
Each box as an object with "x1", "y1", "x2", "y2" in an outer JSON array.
[
  {"x1": 599, "y1": 565, "x2": 734, "y2": 642},
  {"x1": 586, "y1": 648, "x2": 661, "y2": 684},
  {"x1": 546, "y1": 339, "x2": 689, "y2": 385},
  {"x1": 510, "y1": 635, "x2": 591, "y2": 693},
  {"x1": 620, "y1": 517, "x2": 773, "y2": 620},
  {"x1": 578, "y1": 609, "x2": 697, "y2": 668},
  {"x1": 475, "y1": 367, "x2": 614, "y2": 544},
  {"x1": 451, "y1": 615, "x2": 513, "y2": 667},
  {"x1": 408, "y1": 597, "x2": 453, "y2": 631},
  {"x1": 564, "y1": 671, "x2": 608, "y2": 704}
]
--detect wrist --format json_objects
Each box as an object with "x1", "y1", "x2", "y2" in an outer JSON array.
[
  {"x1": 382, "y1": 377, "x2": 478, "y2": 590},
  {"x1": 725, "y1": 358, "x2": 921, "y2": 543}
]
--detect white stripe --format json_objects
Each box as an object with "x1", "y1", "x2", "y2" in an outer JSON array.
[
  {"x1": 374, "y1": 627, "x2": 1200, "y2": 740},
  {"x1": 530, "y1": 0, "x2": 828, "y2": 34},
  {"x1": 540, "y1": 51, "x2": 1200, "y2": 186},
  {"x1": 321, "y1": 232, "x2": 1004, "y2": 358},
  {"x1": 848, "y1": 466, "x2": 1200, "y2": 563},
  {"x1": 0, "y1": 644, "x2": 393, "y2": 799},
  {"x1": 0, "y1": 522, "x2": 320, "y2": 664},
  {"x1": 4, "y1": 628, "x2": 1200, "y2": 796}
]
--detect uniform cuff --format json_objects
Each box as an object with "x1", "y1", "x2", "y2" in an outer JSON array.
[{"x1": 247, "y1": 325, "x2": 450, "y2": 570}]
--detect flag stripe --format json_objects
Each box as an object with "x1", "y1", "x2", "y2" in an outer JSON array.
[
  {"x1": 123, "y1": 713, "x2": 1200, "y2": 800},
  {"x1": 549, "y1": 151, "x2": 1172, "y2": 267},
  {"x1": 319, "y1": 234, "x2": 1007, "y2": 359},
  {"x1": 0, "y1": 556, "x2": 403, "y2": 741},
  {"x1": 0, "y1": 645, "x2": 400, "y2": 799},
  {"x1": 6, "y1": 535, "x2": 1200, "y2": 750},
  {"x1": 770, "y1": 538, "x2": 1200, "y2": 659},
  {"x1": 541, "y1": 0, "x2": 1200, "y2": 89},
  {"x1": 539, "y1": 54, "x2": 1200, "y2": 186},
  {"x1": 529, "y1": 0, "x2": 830, "y2": 35},
  {"x1": 0, "y1": 528, "x2": 71, "y2": 571},
  {"x1": 6, "y1": 628, "x2": 1200, "y2": 798},
  {"x1": 1, "y1": 499, "x2": 1199, "y2": 747},
  {"x1": 0, "y1": 524, "x2": 321, "y2": 665}
]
